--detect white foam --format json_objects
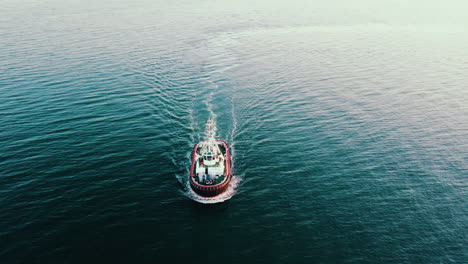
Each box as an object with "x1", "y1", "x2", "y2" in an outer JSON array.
[
  {"x1": 205, "y1": 91, "x2": 218, "y2": 121},
  {"x1": 183, "y1": 175, "x2": 241, "y2": 204}
]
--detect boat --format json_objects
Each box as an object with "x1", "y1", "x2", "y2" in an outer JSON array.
[{"x1": 189, "y1": 120, "x2": 232, "y2": 197}]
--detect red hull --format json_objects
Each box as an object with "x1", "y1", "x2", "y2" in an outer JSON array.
[{"x1": 189, "y1": 140, "x2": 232, "y2": 197}]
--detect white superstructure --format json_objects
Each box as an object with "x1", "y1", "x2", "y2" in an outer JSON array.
[{"x1": 194, "y1": 119, "x2": 226, "y2": 184}]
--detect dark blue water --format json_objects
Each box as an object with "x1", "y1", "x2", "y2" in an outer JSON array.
[{"x1": 1, "y1": 0, "x2": 467, "y2": 263}]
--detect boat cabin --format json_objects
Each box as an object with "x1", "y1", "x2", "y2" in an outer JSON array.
[{"x1": 202, "y1": 151, "x2": 218, "y2": 166}]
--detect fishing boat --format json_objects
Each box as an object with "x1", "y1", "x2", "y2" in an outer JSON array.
[{"x1": 189, "y1": 120, "x2": 232, "y2": 197}]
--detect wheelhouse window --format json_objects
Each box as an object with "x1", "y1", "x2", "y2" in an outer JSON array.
[{"x1": 204, "y1": 152, "x2": 213, "y2": 161}]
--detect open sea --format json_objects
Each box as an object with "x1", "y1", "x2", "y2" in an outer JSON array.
[{"x1": 1, "y1": 0, "x2": 467, "y2": 263}]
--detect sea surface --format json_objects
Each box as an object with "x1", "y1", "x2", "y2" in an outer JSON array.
[{"x1": 1, "y1": 0, "x2": 467, "y2": 263}]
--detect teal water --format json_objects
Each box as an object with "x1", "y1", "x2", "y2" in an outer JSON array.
[{"x1": 1, "y1": 0, "x2": 467, "y2": 263}]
